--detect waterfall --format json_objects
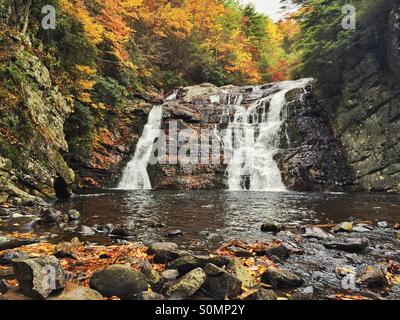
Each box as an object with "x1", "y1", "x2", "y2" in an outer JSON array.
[
  {"x1": 118, "y1": 105, "x2": 163, "y2": 190},
  {"x1": 224, "y1": 79, "x2": 312, "y2": 191}
]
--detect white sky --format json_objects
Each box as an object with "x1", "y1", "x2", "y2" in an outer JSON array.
[{"x1": 241, "y1": 0, "x2": 290, "y2": 22}]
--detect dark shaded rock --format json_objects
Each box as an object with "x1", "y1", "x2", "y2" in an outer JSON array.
[
  {"x1": 0, "y1": 236, "x2": 38, "y2": 251},
  {"x1": 261, "y1": 268, "x2": 304, "y2": 289},
  {"x1": 357, "y1": 268, "x2": 389, "y2": 288},
  {"x1": 165, "y1": 267, "x2": 206, "y2": 300},
  {"x1": 168, "y1": 255, "x2": 231, "y2": 273},
  {"x1": 202, "y1": 263, "x2": 242, "y2": 300},
  {"x1": 140, "y1": 265, "x2": 164, "y2": 292},
  {"x1": 332, "y1": 222, "x2": 353, "y2": 233},
  {"x1": 110, "y1": 225, "x2": 135, "y2": 238},
  {"x1": 37, "y1": 208, "x2": 68, "y2": 225},
  {"x1": 67, "y1": 209, "x2": 81, "y2": 221},
  {"x1": 257, "y1": 243, "x2": 291, "y2": 260},
  {"x1": 148, "y1": 242, "x2": 186, "y2": 263},
  {"x1": 131, "y1": 291, "x2": 166, "y2": 300},
  {"x1": 244, "y1": 287, "x2": 278, "y2": 300},
  {"x1": 161, "y1": 269, "x2": 180, "y2": 281},
  {"x1": 13, "y1": 256, "x2": 66, "y2": 299},
  {"x1": 302, "y1": 227, "x2": 333, "y2": 240},
  {"x1": 261, "y1": 221, "x2": 282, "y2": 234},
  {"x1": 324, "y1": 238, "x2": 369, "y2": 253},
  {"x1": 0, "y1": 279, "x2": 11, "y2": 294},
  {"x1": 0, "y1": 251, "x2": 30, "y2": 265},
  {"x1": 89, "y1": 264, "x2": 148, "y2": 300}
]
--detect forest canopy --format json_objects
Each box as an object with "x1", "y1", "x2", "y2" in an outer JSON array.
[{"x1": 1, "y1": 0, "x2": 300, "y2": 97}]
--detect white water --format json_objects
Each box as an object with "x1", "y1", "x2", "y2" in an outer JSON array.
[
  {"x1": 118, "y1": 105, "x2": 163, "y2": 190},
  {"x1": 224, "y1": 79, "x2": 312, "y2": 191}
]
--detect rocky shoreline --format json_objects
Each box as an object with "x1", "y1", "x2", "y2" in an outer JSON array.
[{"x1": 0, "y1": 202, "x2": 399, "y2": 301}]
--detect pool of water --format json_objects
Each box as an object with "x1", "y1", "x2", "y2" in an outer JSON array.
[{"x1": 44, "y1": 190, "x2": 400, "y2": 251}]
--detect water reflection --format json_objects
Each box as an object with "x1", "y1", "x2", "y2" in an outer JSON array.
[{"x1": 46, "y1": 190, "x2": 400, "y2": 252}]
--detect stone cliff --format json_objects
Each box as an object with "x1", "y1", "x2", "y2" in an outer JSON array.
[
  {"x1": 0, "y1": 29, "x2": 74, "y2": 204},
  {"x1": 314, "y1": 3, "x2": 400, "y2": 192}
]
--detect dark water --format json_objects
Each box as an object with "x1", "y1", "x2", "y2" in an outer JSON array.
[{"x1": 46, "y1": 190, "x2": 400, "y2": 251}]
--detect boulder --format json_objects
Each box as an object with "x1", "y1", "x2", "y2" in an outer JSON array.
[
  {"x1": 261, "y1": 268, "x2": 304, "y2": 289},
  {"x1": 227, "y1": 259, "x2": 257, "y2": 289},
  {"x1": 261, "y1": 221, "x2": 283, "y2": 234},
  {"x1": 257, "y1": 243, "x2": 291, "y2": 260},
  {"x1": 165, "y1": 267, "x2": 206, "y2": 300},
  {"x1": 0, "y1": 236, "x2": 38, "y2": 251},
  {"x1": 0, "y1": 251, "x2": 30, "y2": 265},
  {"x1": 357, "y1": 268, "x2": 389, "y2": 288},
  {"x1": 140, "y1": 265, "x2": 164, "y2": 292},
  {"x1": 161, "y1": 269, "x2": 180, "y2": 282},
  {"x1": 169, "y1": 255, "x2": 231, "y2": 273},
  {"x1": 37, "y1": 208, "x2": 68, "y2": 225},
  {"x1": 202, "y1": 263, "x2": 242, "y2": 300},
  {"x1": 148, "y1": 242, "x2": 185, "y2": 263},
  {"x1": 324, "y1": 238, "x2": 369, "y2": 253},
  {"x1": 110, "y1": 225, "x2": 135, "y2": 238},
  {"x1": 89, "y1": 264, "x2": 148, "y2": 300},
  {"x1": 13, "y1": 256, "x2": 66, "y2": 299}
]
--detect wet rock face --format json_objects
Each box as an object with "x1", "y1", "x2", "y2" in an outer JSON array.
[
  {"x1": 0, "y1": 33, "x2": 74, "y2": 200},
  {"x1": 278, "y1": 85, "x2": 353, "y2": 191},
  {"x1": 145, "y1": 82, "x2": 351, "y2": 192},
  {"x1": 322, "y1": 3, "x2": 400, "y2": 193}
]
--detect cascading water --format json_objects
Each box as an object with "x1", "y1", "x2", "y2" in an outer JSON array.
[
  {"x1": 224, "y1": 78, "x2": 312, "y2": 191},
  {"x1": 118, "y1": 105, "x2": 163, "y2": 190}
]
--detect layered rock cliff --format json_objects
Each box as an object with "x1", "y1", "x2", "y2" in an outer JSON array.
[
  {"x1": 314, "y1": 3, "x2": 400, "y2": 192},
  {"x1": 0, "y1": 29, "x2": 74, "y2": 203}
]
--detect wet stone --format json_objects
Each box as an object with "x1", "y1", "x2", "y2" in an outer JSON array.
[
  {"x1": 302, "y1": 227, "x2": 333, "y2": 240},
  {"x1": 13, "y1": 256, "x2": 66, "y2": 299},
  {"x1": 161, "y1": 269, "x2": 180, "y2": 281},
  {"x1": 261, "y1": 268, "x2": 304, "y2": 289},
  {"x1": 0, "y1": 251, "x2": 30, "y2": 265},
  {"x1": 165, "y1": 267, "x2": 206, "y2": 300},
  {"x1": 202, "y1": 263, "x2": 242, "y2": 300},
  {"x1": 324, "y1": 238, "x2": 369, "y2": 253},
  {"x1": 357, "y1": 268, "x2": 389, "y2": 288},
  {"x1": 148, "y1": 242, "x2": 186, "y2": 263},
  {"x1": 89, "y1": 264, "x2": 148, "y2": 300},
  {"x1": 261, "y1": 221, "x2": 283, "y2": 234}
]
